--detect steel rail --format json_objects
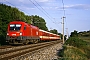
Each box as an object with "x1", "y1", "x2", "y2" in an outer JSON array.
[{"x1": 0, "y1": 40, "x2": 62, "y2": 60}]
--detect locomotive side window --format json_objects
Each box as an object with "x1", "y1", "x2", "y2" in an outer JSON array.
[
  {"x1": 24, "y1": 26, "x2": 26, "y2": 30},
  {"x1": 10, "y1": 24, "x2": 21, "y2": 31}
]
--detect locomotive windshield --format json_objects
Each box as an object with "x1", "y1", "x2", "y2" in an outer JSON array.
[{"x1": 10, "y1": 24, "x2": 21, "y2": 31}]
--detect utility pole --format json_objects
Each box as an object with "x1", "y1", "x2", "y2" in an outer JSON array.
[
  {"x1": 62, "y1": 16, "x2": 66, "y2": 44},
  {"x1": 66, "y1": 28, "x2": 69, "y2": 40}
]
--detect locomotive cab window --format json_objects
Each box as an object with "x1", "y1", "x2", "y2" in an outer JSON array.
[
  {"x1": 10, "y1": 24, "x2": 21, "y2": 31},
  {"x1": 24, "y1": 26, "x2": 26, "y2": 30}
]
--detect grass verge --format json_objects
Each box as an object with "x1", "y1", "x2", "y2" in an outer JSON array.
[{"x1": 58, "y1": 37, "x2": 90, "y2": 60}]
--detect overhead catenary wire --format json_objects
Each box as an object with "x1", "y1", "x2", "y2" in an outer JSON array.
[
  {"x1": 3, "y1": 0, "x2": 55, "y2": 25},
  {"x1": 4, "y1": 0, "x2": 30, "y2": 17},
  {"x1": 4, "y1": 0, "x2": 15, "y2": 6},
  {"x1": 61, "y1": 0, "x2": 68, "y2": 29},
  {"x1": 61, "y1": 0, "x2": 69, "y2": 43},
  {"x1": 33, "y1": 0, "x2": 61, "y2": 25},
  {"x1": 62, "y1": 0, "x2": 65, "y2": 16},
  {"x1": 61, "y1": 0, "x2": 69, "y2": 36},
  {"x1": 33, "y1": 0, "x2": 55, "y2": 21},
  {"x1": 3, "y1": 0, "x2": 62, "y2": 33},
  {"x1": 29, "y1": 0, "x2": 61, "y2": 32},
  {"x1": 29, "y1": 0, "x2": 53, "y2": 22},
  {"x1": 61, "y1": 0, "x2": 65, "y2": 44}
]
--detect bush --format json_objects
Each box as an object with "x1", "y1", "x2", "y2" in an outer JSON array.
[
  {"x1": 64, "y1": 37, "x2": 88, "y2": 48},
  {"x1": 0, "y1": 34, "x2": 6, "y2": 45},
  {"x1": 58, "y1": 46, "x2": 88, "y2": 60},
  {"x1": 63, "y1": 37, "x2": 90, "y2": 59}
]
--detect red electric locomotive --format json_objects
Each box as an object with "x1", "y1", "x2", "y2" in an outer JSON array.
[{"x1": 6, "y1": 20, "x2": 60, "y2": 44}]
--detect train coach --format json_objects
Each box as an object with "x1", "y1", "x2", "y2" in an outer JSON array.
[{"x1": 6, "y1": 20, "x2": 60, "y2": 44}]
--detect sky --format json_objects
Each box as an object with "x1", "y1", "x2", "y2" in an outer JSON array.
[{"x1": 0, "y1": 0, "x2": 90, "y2": 35}]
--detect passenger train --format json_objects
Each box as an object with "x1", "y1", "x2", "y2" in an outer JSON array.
[{"x1": 6, "y1": 20, "x2": 60, "y2": 44}]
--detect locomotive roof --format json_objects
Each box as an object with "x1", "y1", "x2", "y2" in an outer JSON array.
[
  {"x1": 9, "y1": 21, "x2": 31, "y2": 26},
  {"x1": 9, "y1": 21, "x2": 39, "y2": 28}
]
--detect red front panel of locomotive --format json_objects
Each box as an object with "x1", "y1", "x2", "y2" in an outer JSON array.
[{"x1": 7, "y1": 21, "x2": 24, "y2": 37}]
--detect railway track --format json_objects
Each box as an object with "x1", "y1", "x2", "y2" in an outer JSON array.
[
  {"x1": 0, "y1": 45, "x2": 15, "y2": 49},
  {"x1": 0, "y1": 40, "x2": 62, "y2": 60}
]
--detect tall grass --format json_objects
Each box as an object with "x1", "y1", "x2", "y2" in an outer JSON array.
[
  {"x1": 79, "y1": 37, "x2": 90, "y2": 43},
  {"x1": 58, "y1": 37, "x2": 90, "y2": 60}
]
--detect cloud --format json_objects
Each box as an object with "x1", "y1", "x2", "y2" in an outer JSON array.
[
  {"x1": 64, "y1": 4, "x2": 90, "y2": 10},
  {"x1": 0, "y1": 0, "x2": 5, "y2": 2},
  {"x1": 54, "y1": 4, "x2": 90, "y2": 11},
  {"x1": 0, "y1": 0, "x2": 56, "y2": 10},
  {"x1": 36, "y1": 0, "x2": 49, "y2": 2}
]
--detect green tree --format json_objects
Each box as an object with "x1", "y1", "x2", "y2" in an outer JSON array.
[
  {"x1": 50, "y1": 29, "x2": 58, "y2": 34},
  {"x1": 31, "y1": 15, "x2": 48, "y2": 31},
  {"x1": 70, "y1": 30, "x2": 78, "y2": 37},
  {"x1": 0, "y1": 4, "x2": 49, "y2": 45},
  {"x1": 58, "y1": 33, "x2": 62, "y2": 39}
]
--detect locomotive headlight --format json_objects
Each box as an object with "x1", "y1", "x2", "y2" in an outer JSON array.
[
  {"x1": 7, "y1": 33, "x2": 9, "y2": 35},
  {"x1": 20, "y1": 32, "x2": 22, "y2": 36}
]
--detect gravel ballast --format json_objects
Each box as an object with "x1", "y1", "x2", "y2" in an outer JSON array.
[{"x1": 10, "y1": 43, "x2": 62, "y2": 60}]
